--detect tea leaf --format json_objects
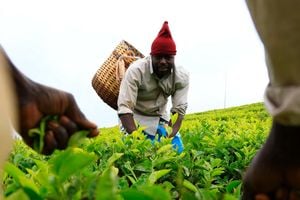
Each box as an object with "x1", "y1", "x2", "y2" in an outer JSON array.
[
  {"x1": 148, "y1": 169, "x2": 171, "y2": 184},
  {"x1": 68, "y1": 130, "x2": 89, "y2": 147},
  {"x1": 4, "y1": 162, "x2": 42, "y2": 199},
  {"x1": 107, "y1": 153, "x2": 124, "y2": 166},
  {"x1": 120, "y1": 185, "x2": 171, "y2": 200},
  {"x1": 95, "y1": 166, "x2": 120, "y2": 200},
  {"x1": 183, "y1": 179, "x2": 198, "y2": 193},
  {"x1": 171, "y1": 113, "x2": 179, "y2": 125},
  {"x1": 49, "y1": 148, "x2": 96, "y2": 183}
]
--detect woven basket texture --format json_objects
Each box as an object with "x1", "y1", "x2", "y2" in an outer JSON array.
[{"x1": 92, "y1": 40, "x2": 144, "y2": 110}]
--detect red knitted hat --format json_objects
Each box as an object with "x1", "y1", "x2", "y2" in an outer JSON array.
[{"x1": 150, "y1": 21, "x2": 176, "y2": 55}]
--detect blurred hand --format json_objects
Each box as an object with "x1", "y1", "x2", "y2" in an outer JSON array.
[
  {"x1": 242, "y1": 122, "x2": 300, "y2": 200},
  {"x1": 19, "y1": 83, "x2": 99, "y2": 155},
  {"x1": 0, "y1": 46, "x2": 99, "y2": 155}
]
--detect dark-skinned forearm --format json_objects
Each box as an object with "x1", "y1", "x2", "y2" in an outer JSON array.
[
  {"x1": 119, "y1": 113, "x2": 137, "y2": 134},
  {"x1": 5, "y1": 55, "x2": 36, "y2": 105},
  {"x1": 0, "y1": 47, "x2": 33, "y2": 98},
  {"x1": 170, "y1": 114, "x2": 184, "y2": 137},
  {"x1": 7, "y1": 56, "x2": 72, "y2": 115}
]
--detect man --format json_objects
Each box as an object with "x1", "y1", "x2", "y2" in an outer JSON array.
[
  {"x1": 0, "y1": 46, "x2": 99, "y2": 159},
  {"x1": 242, "y1": 0, "x2": 300, "y2": 199},
  {"x1": 117, "y1": 21, "x2": 189, "y2": 153}
]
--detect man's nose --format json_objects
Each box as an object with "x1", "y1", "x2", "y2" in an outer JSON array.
[{"x1": 159, "y1": 57, "x2": 167, "y2": 64}]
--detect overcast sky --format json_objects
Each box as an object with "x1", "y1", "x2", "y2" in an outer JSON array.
[{"x1": 1, "y1": 0, "x2": 268, "y2": 127}]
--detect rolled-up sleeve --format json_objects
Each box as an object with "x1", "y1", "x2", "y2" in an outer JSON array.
[
  {"x1": 171, "y1": 71, "x2": 189, "y2": 116},
  {"x1": 117, "y1": 66, "x2": 141, "y2": 115}
]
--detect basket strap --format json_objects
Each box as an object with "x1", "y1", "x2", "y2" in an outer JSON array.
[
  {"x1": 115, "y1": 51, "x2": 141, "y2": 82},
  {"x1": 116, "y1": 58, "x2": 126, "y2": 82}
]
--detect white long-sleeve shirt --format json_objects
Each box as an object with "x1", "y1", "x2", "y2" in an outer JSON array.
[{"x1": 117, "y1": 56, "x2": 189, "y2": 135}]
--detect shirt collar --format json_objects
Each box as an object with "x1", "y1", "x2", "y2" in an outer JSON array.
[
  {"x1": 148, "y1": 56, "x2": 160, "y2": 80},
  {"x1": 149, "y1": 56, "x2": 154, "y2": 75}
]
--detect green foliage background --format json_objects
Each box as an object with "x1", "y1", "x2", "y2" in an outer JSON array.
[{"x1": 1, "y1": 102, "x2": 271, "y2": 199}]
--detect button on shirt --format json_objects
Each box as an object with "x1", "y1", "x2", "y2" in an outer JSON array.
[{"x1": 117, "y1": 56, "x2": 189, "y2": 135}]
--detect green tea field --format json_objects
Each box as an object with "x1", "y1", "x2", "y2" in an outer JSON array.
[{"x1": 2, "y1": 102, "x2": 271, "y2": 200}]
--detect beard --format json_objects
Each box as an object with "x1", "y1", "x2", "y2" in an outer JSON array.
[{"x1": 154, "y1": 63, "x2": 174, "y2": 78}]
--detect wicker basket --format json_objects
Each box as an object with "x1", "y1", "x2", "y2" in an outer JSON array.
[{"x1": 92, "y1": 40, "x2": 144, "y2": 110}]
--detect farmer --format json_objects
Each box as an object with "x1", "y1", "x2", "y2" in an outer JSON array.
[
  {"x1": 117, "y1": 21, "x2": 189, "y2": 153},
  {"x1": 0, "y1": 46, "x2": 99, "y2": 161},
  {"x1": 242, "y1": 0, "x2": 300, "y2": 199}
]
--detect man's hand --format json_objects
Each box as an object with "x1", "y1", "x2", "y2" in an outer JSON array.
[
  {"x1": 1, "y1": 46, "x2": 99, "y2": 155},
  {"x1": 242, "y1": 122, "x2": 300, "y2": 200},
  {"x1": 18, "y1": 83, "x2": 99, "y2": 155}
]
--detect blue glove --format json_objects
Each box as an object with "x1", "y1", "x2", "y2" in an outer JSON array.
[
  {"x1": 172, "y1": 133, "x2": 184, "y2": 153},
  {"x1": 157, "y1": 124, "x2": 184, "y2": 153},
  {"x1": 157, "y1": 124, "x2": 168, "y2": 142}
]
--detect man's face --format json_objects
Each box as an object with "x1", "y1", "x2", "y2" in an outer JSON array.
[{"x1": 151, "y1": 54, "x2": 175, "y2": 78}]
